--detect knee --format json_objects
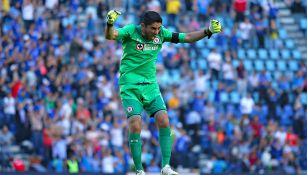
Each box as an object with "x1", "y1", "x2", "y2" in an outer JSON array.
[
  {"x1": 128, "y1": 116, "x2": 142, "y2": 133},
  {"x1": 155, "y1": 111, "x2": 169, "y2": 128}
]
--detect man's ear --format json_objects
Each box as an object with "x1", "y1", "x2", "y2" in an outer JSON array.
[{"x1": 141, "y1": 23, "x2": 145, "y2": 29}]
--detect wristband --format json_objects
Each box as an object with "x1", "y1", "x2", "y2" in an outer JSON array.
[{"x1": 204, "y1": 28, "x2": 213, "y2": 39}]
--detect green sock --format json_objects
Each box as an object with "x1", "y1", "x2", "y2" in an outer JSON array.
[
  {"x1": 128, "y1": 133, "x2": 143, "y2": 171},
  {"x1": 159, "y1": 127, "x2": 172, "y2": 167}
]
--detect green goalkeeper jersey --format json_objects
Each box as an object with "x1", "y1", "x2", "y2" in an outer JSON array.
[{"x1": 116, "y1": 24, "x2": 185, "y2": 85}]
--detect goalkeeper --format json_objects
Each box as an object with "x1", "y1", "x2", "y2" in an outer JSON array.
[{"x1": 105, "y1": 10, "x2": 222, "y2": 175}]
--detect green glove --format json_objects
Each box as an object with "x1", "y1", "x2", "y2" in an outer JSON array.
[
  {"x1": 106, "y1": 10, "x2": 121, "y2": 25},
  {"x1": 209, "y1": 19, "x2": 222, "y2": 34}
]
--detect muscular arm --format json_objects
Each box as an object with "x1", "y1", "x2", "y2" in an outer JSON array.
[
  {"x1": 183, "y1": 28, "x2": 212, "y2": 43},
  {"x1": 105, "y1": 25, "x2": 118, "y2": 40}
]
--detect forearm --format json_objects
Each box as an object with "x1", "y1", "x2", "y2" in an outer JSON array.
[
  {"x1": 105, "y1": 24, "x2": 115, "y2": 40},
  {"x1": 184, "y1": 28, "x2": 212, "y2": 43}
]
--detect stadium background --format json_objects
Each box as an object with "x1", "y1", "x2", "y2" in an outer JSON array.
[{"x1": 0, "y1": 0, "x2": 307, "y2": 174}]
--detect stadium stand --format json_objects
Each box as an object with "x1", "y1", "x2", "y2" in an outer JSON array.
[{"x1": 0, "y1": 0, "x2": 307, "y2": 174}]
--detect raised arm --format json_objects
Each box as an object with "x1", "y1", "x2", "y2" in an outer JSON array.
[
  {"x1": 105, "y1": 10, "x2": 121, "y2": 40},
  {"x1": 184, "y1": 20, "x2": 222, "y2": 43}
]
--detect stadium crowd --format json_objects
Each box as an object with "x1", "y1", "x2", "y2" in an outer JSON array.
[{"x1": 0, "y1": 0, "x2": 307, "y2": 174}]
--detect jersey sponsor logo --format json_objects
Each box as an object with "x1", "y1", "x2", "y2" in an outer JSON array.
[
  {"x1": 143, "y1": 44, "x2": 159, "y2": 51},
  {"x1": 130, "y1": 139, "x2": 139, "y2": 143},
  {"x1": 127, "y1": 106, "x2": 133, "y2": 113},
  {"x1": 136, "y1": 43, "x2": 159, "y2": 51},
  {"x1": 136, "y1": 43, "x2": 144, "y2": 50},
  {"x1": 153, "y1": 37, "x2": 160, "y2": 44}
]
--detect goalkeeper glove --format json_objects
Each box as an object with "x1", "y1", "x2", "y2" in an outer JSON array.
[
  {"x1": 106, "y1": 10, "x2": 121, "y2": 25},
  {"x1": 205, "y1": 19, "x2": 222, "y2": 38}
]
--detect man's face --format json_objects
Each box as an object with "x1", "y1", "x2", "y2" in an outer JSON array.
[{"x1": 141, "y1": 22, "x2": 161, "y2": 40}]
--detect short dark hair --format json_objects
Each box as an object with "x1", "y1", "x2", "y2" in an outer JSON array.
[{"x1": 140, "y1": 11, "x2": 162, "y2": 26}]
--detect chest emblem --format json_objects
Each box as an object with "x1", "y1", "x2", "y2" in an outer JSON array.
[{"x1": 153, "y1": 37, "x2": 160, "y2": 44}]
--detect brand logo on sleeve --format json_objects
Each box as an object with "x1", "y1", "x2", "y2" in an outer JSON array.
[{"x1": 136, "y1": 43, "x2": 144, "y2": 50}]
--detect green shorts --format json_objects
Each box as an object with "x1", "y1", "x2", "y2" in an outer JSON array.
[{"x1": 120, "y1": 83, "x2": 167, "y2": 117}]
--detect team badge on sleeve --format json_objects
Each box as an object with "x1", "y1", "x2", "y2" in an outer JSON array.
[{"x1": 127, "y1": 106, "x2": 133, "y2": 113}]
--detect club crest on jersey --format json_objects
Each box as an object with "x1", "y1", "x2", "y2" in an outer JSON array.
[
  {"x1": 153, "y1": 37, "x2": 160, "y2": 44},
  {"x1": 136, "y1": 43, "x2": 144, "y2": 50},
  {"x1": 127, "y1": 106, "x2": 133, "y2": 113}
]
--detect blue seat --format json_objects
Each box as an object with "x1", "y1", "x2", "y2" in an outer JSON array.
[
  {"x1": 223, "y1": 27, "x2": 231, "y2": 36},
  {"x1": 273, "y1": 71, "x2": 281, "y2": 80},
  {"x1": 201, "y1": 49, "x2": 209, "y2": 58},
  {"x1": 190, "y1": 59, "x2": 197, "y2": 70},
  {"x1": 244, "y1": 60, "x2": 253, "y2": 71},
  {"x1": 269, "y1": 49, "x2": 279, "y2": 59},
  {"x1": 232, "y1": 59, "x2": 240, "y2": 67},
  {"x1": 247, "y1": 49, "x2": 256, "y2": 59},
  {"x1": 279, "y1": 29, "x2": 287, "y2": 39},
  {"x1": 289, "y1": 93, "x2": 295, "y2": 103},
  {"x1": 226, "y1": 104, "x2": 237, "y2": 114},
  {"x1": 277, "y1": 60, "x2": 287, "y2": 71},
  {"x1": 211, "y1": 81, "x2": 219, "y2": 89},
  {"x1": 289, "y1": 60, "x2": 298, "y2": 71},
  {"x1": 253, "y1": 92, "x2": 259, "y2": 103},
  {"x1": 226, "y1": 18, "x2": 234, "y2": 28},
  {"x1": 301, "y1": 93, "x2": 307, "y2": 105},
  {"x1": 261, "y1": 105, "x2": 269, "y2": 117},
  {"x1": 258, "y1": 49, "x2": 268, "y2": 59},
  {"x1": 198, "y1": 59, "x2": 207, "y2": 70},
  {"x1": 281, "y1": 50, "x2": 290, "y2": 59},
  {"x1": 208, "y1": 91, "x2": 215, "y2": 102},
  {"x1": 293, "y1": 50, "x2": 302, "y2": 59},
  {"x1": 238, "y1": 49, "x2": 245, "y2": 59},
  {"x1": 300, "y1": 19, "x2": 307, "y2": 30},
  {"x1": 266, "y1": 60, "x2": 275, "y2": 71},
  {"x1": 255, "y1": 60, "x2": 264, "y2": 71},
  {"x1": 207, "y1": 39, "x2": 216, "y2": 49},
  {"x1": 285, "y1": 40, "x2": 294, "y2": 49},
  {"x1": 230, "y1": 91, "x2": 240, "y2": 104},
  {"x1": 196, "y1": 40, "x2": 205, "y2": 48},
  {"x1": 220, "y1": 92, "x2": 229, "y2": 103},
  {"x1": 271, "y1": 80, "x2": 278, "y2": 89},
  {"x1": 281, "y1": 105, "x2": 293, "y2": 126}
]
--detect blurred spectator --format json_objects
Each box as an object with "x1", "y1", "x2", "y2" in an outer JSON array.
[
  {"x1": 166, "y1": 0, "x2": 181, "y2": 27},
  {"x1": 236, "y1": 60, "x2": 247, "y2": 96},
  {"x1": 0, "y1": 125, "x2": 14, "y2": 146},
  {"x1": 234, "y1": 0, "x2": 247, "y2": 22},
  {"x1": 0, "y1": 0, "x2": 306, "y2": 174},
  {"x1": 239, "y1": 17, "x2": 253, "y2": 48},
  {"x1": 222, "y1": 51, "x2": 236, "y2": 92},
  {"x1": 254, "y1": 17, "x2": 266, "y2": 48},
  {"x1": 291, "y1": 0, "x2": 306, "y2": 13},
  {"x1": 3, "y1": 93, "x2": 16, "y2": 130},
  {"x1": 207, "y1": 48, "x2": 222, "y2": 80},
  {"x1": 22, "y1": 0, "x2": 34, "y2": 31},
  {"x1": 193, "y1": 0, "x2": 210, "y2": 22},
  {"x1": 66, "y1": 154, "x2": 80, "y2": 173},
  {"x1": 147, "y1": 0, "x2": 162, "y2": 13},
  {"x1": 240, "y1": 93, "x2": 255, "y2": 117}
]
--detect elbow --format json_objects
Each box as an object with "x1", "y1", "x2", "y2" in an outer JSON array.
[
  {"x1": 105, "y1": 35, "x2": 112, "y2": 40},
  {"x1": 184, "y1": 36, "x2": 193, "y2": 43},
  {"x1": 105, "y1": 34, "x2": 116, "y2": 40}
]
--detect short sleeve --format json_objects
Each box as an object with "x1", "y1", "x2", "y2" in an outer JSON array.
[
  {"x1": 161, "y1": 26, "x2": 173, "y2": 42},
  {"x1": 116, "y1": 24, "x2": 135, "y2": 41},
  {"x1": 161, "y1": 26, "x2": 186, "y2": 43}
]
